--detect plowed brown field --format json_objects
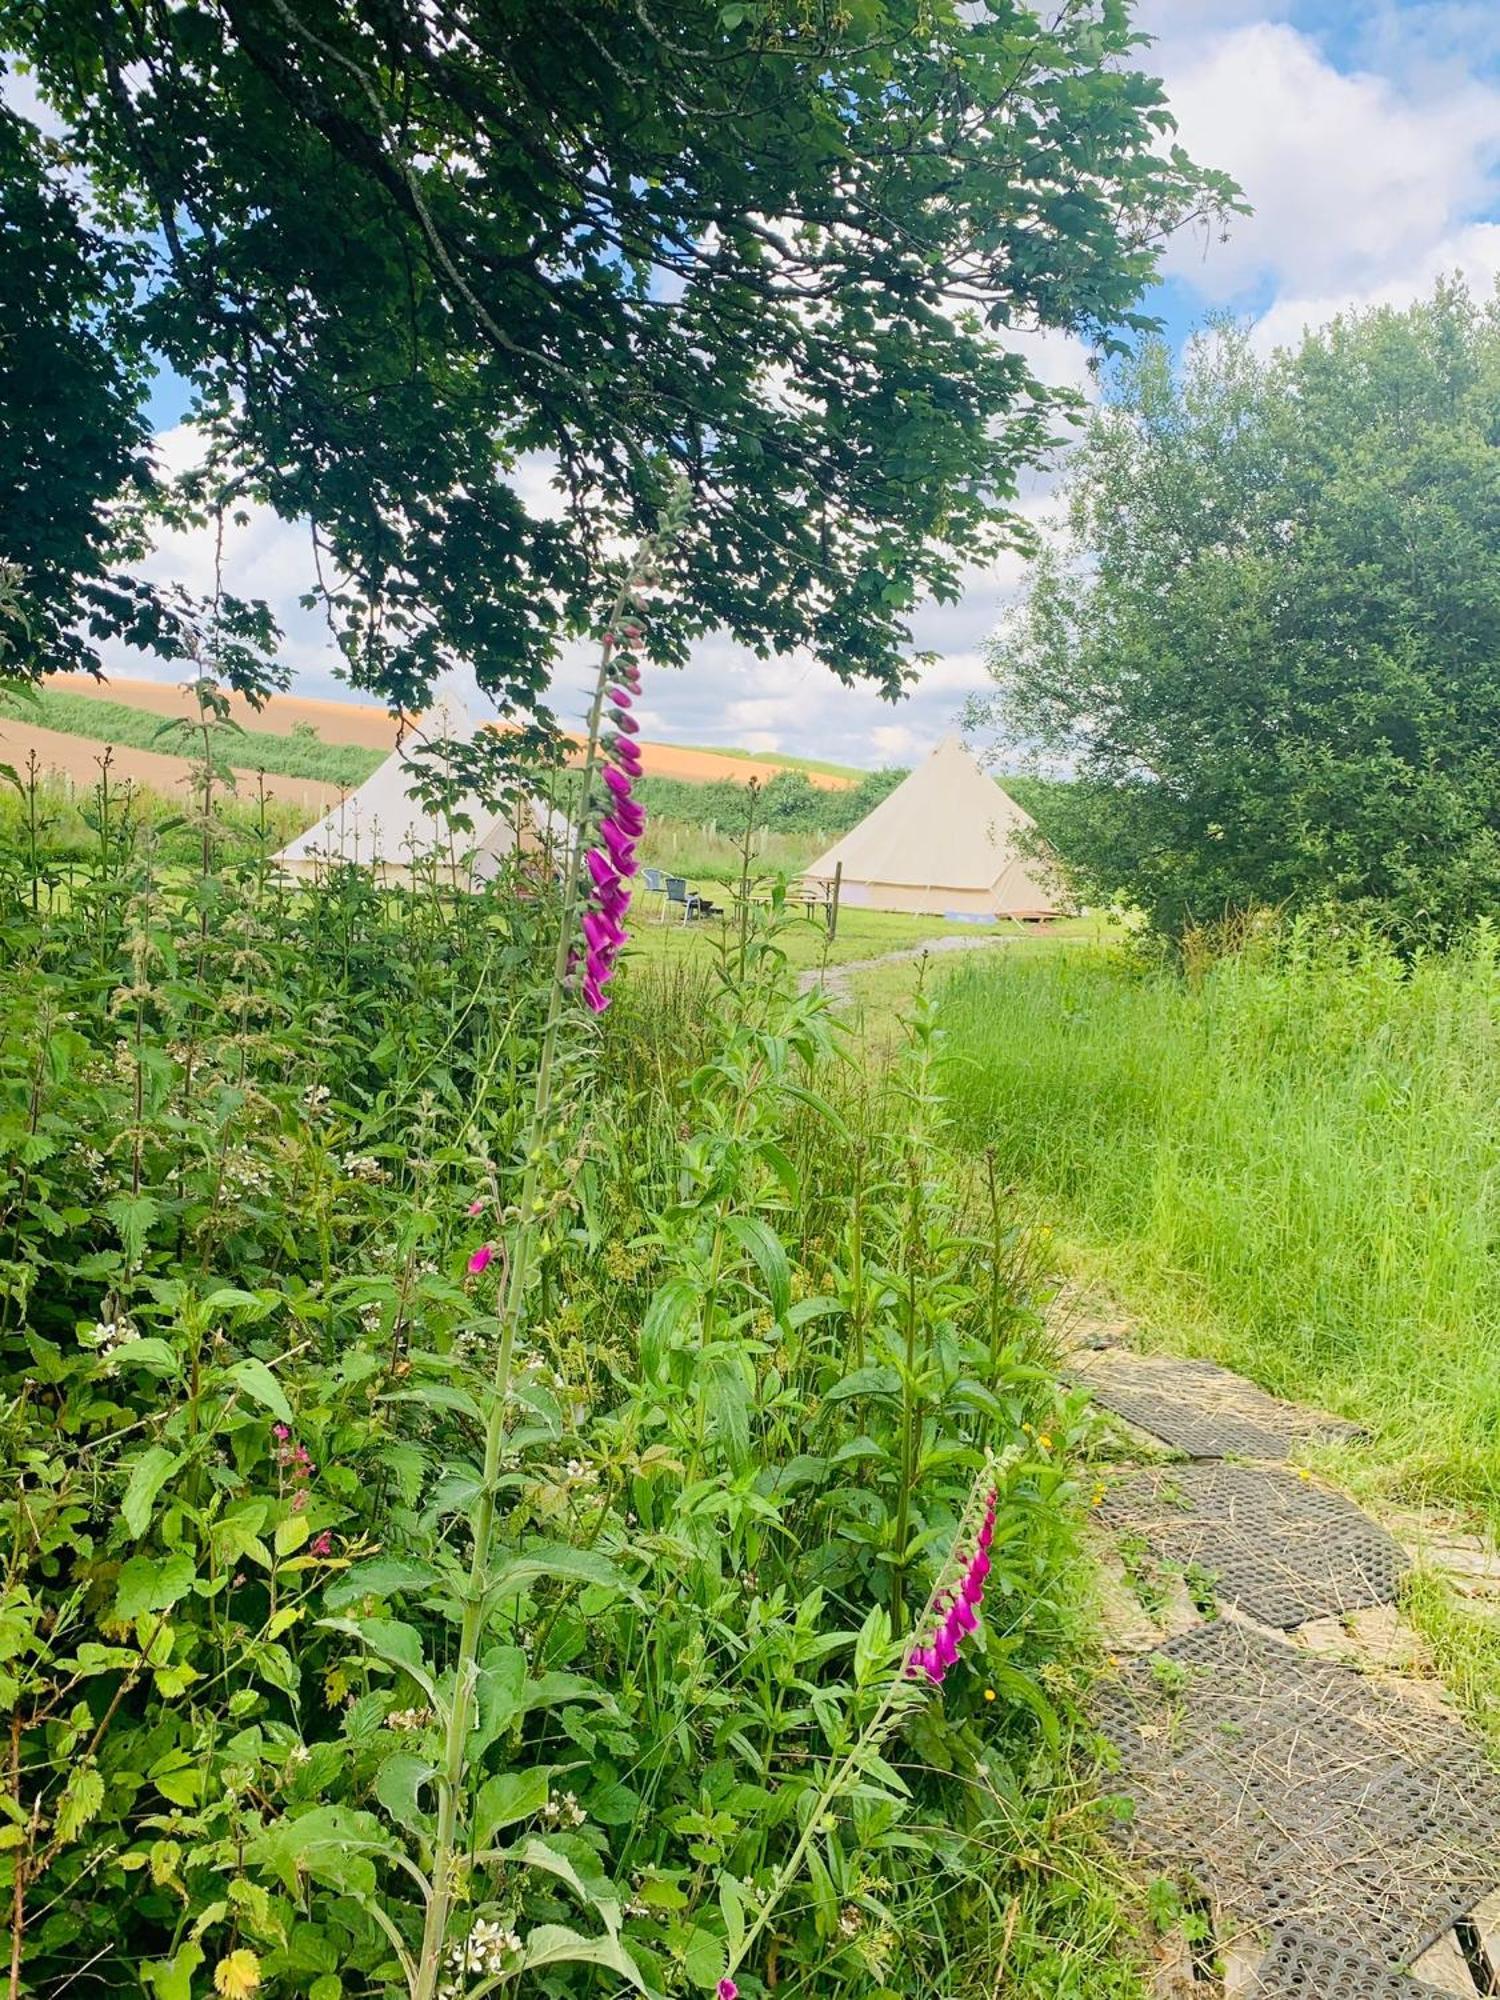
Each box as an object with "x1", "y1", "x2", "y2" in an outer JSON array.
[
  {"x1": 0, "y1": 718, "x2": 347, "y2": 813},
  {"x1": 50, "y1": 674, "x2": 855, "y2": 790}
]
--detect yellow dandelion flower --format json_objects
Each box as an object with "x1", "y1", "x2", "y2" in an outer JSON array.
[
  {"x1": 215, "y1": 1951, "x2": 262, "y2": 1999},
  {"x1": 1037, "y1": 1434, "x2": 1053, "y2": 1450},
  {"x1": 983, "y1": 1688, "x2": 996, "y2": 1702}
]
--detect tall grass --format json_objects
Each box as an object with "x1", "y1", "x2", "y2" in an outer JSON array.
[{"x1": 941, "y1": 923, "x2": 1500, "y2": 1518}]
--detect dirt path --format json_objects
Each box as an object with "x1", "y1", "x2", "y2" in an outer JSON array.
[
  {"x1": 1057, "y1": 1289, "x2": 1500, "y2": 1998},
  {"x1": 796, "y1": 931, "x2": 1015, "y2": 1001}
]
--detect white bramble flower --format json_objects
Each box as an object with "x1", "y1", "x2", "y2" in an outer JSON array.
[
  {"x1": 541, "y1": 1790, "x2": 586, "y2": 1828},
  {"x1": 444, "y1": 1917, "x2": 522, "y2": 1984}
]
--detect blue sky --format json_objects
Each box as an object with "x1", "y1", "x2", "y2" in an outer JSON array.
[{"x1": 26, "y1": 0, "x2": 1500, "y2": 766}]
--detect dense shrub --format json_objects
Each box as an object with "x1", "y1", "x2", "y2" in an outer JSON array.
[{"x1": 0, "y1": 768, "x2": 1097, "y2": 1999}]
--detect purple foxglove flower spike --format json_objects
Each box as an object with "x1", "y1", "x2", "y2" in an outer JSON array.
[
  {"x1": 611, "y1": 707, "x2": 641, "y2": 735},
  {"x1": 586, "y1": 848, "x2": 620, "y2": 894},
  {"x1": 603, "y1": 765, "x2": 634, "y2": 800}
]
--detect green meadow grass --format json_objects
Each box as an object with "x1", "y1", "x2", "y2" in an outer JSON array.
[{"x1": 940, "y1": 926, "x2": 1500, "y2": 1525}]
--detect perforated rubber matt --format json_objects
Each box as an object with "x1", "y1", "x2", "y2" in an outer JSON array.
[
  {"x1": 1249, "y1": 1928, "x2": 1465, "y2": 1998},
  {"x1": 1098, "y1": 1462, "x2": 1408, "y2": 1626},
  {"x1": 1093, "y1": 1621, "x2": 1500, "y2": 1966},
  {"x1": 1068, "y1": 1351, "x2": 1363, "y2": 1460}
]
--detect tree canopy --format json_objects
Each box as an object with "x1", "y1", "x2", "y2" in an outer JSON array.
[
  {"x1": 975, "y1": 285, "x2": 1500, "y2": 944},
  {"x1": 1, "y1": 0, "x2": 1233, "y2": 731}
]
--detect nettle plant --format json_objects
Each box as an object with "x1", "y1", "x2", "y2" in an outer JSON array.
[{"x1": 0, "y1": 515, "x2": 1075, "y2": 2000}]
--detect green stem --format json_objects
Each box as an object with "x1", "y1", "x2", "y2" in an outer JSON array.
[
  {"x1": 411, "y1": 523, "x2": 676, "y2": 2000},
  {"x1": 721, "y1": 1461, "x2": 1000, "y2": 1992}
]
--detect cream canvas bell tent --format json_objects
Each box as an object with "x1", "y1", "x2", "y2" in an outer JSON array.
[
  {"x1": 274, "y1": 687, "x2": 559, "y2": 889},
  {"x1": 803, "y1": 735, "x2": 1061, "y2": 920}
]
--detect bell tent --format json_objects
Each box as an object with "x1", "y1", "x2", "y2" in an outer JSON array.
[
  {"x1": 803, "y1": 735, "x2": 1060, "y2": 920},
  {"x1": 274, "y1": 688, "x2": 559, "y2": 889}
]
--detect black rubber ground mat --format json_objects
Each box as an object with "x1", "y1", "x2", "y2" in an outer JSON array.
[
  {"x1": 1069, "y1": 1351, "x2": 1363, "y2": 1460},
  {"x1": 1092, "y1": 1622, "x2": 1500, "y2": 1968},
  {"x1": 1248, "y1": 1927, "x2": 1468, "y2": 1997},
  {"x1": 1098, "y1": 1461, "x2": 1408, "y2": 1626}
]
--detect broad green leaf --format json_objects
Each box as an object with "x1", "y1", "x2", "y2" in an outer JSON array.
[
  {"x1": 718, "y1": 1875, "x2": 746, "y2": 1959},
  {"x1": 323, "y1": 1556, "x2": 440, "y2": 1612},
  {"x1": 111, "y1": 1338, "x2": 180, "y2": 1378},
  {"x1": 380, "y1": 1383, "x2": 482, "y2": 1421},
  {"x1": 639, "y1": 1274, "x2": 698, "y2": 1379},
  {"x1": 228, "y1": 1357, "x2": 292, "y2": 1423},
  {"x1": 375, "y1": 1752, "x2": 436, "y2": 1836},
  {"x1": 491, "y1": 1834, "x2": 622, "y2": 1932},
  {"x1": 488, "y1": 1543, "x2": 625, "y2": 1601},
  {"x1": 202, "y1": 1287, "x2": 277, "y2": 1322},
  {"x1": 985, "y1": 1662, "x2": 1061, "y2": 1751},
  {"x1": 470, "y1": 1646, "x2": 527, "y2": 1756},
  {"x1": 724, "y1": 1214, "x2": 791, "y2": 1318},
  {"x1": 121, "y1": 1446, "x2": 182, "y2": 1539},
  {"x1": 320, "y1": 1617, "x2": 436, "y2": 1699},
  {"x1": 472, "y1": 1767, "x2": 549, "y2": 1846},
  {"x1": 517, "y1": 1924, "x2": 645, "y2": 1991},
  {"x1": 853, "y1": 1603, "x2": 892, "y2": 1688},
  {"x1": 823, "y1": 1365, "x2": 901, "y2": 1402},
  {"x1": 247, "y1": 1806, "x2": 391, "y2": 1897},
  {"x1": 682, "y1": 1926, "x2": 727, "y2": 1990},
  {"x1": 115, "y1": 1552, "x2": 195, "y2": 1621},
  {"x1": 104, "y1": 1191, "x2": 159, "y2": 1260},
  {"x1": 143, "y1": 1941, "x2": 203, "y2": 2000}
]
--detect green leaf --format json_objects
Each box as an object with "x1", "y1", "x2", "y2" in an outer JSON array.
[
  {"x1": 374, "y1": 1752, "x2": 435, "y2": 1836},
  {"x1": 683, "y1": 1926, "x2": 727, "y2": 1989},
  {"x1": 823, "y1": 1365, "x2": 901, "y2": 1402},
  {"x1": 640, "y1": 1274, "x2": 698, "y2": 1379},
  {"x1": 473, "y1": 1767, "x2": 549, "y2": 1846},
  {"x1": 104, "y1": 1191, "x2": 159, "y2": 1260},
  {"x1": 853, "y1": 1603, "x2": 892, "y2": 1688},
  {"x1": 115, "y1": 1552, "x2": 196, "y2": 1621},
  {"x1": 121, "y1": 1446, "x2": 182, "y2": 1539},
  {"x1": 380, "y1": 1383, "x2": 482, "y2": 1421},
  {"x1": 488, "y1": 1543, "x2": 626, "y2": 1600},
  {"x1": 54, "y1": 1765, "x2": 104, "y2": 1845},
  {"x1": 718, "y1": 1875, "x2": 746, "y2": 1959},
  {"x1": 724, "y1": 1214, "x2": 791, "y2": 1318},
  {"x1": 228, "y1": 1356, "x2": 292, "y2": 1423},
  {"x1": 143, "y1": 1941, "x2": 204, "y2": 2000},
  {"x1": 202, "y1": 1286, "x2": 278, "y2": 1323},
  {"x1": 470, "y1": 1645, "x2": 528, "y2": 1757},
  {"x1": 492, "y1": 1834, "x2": 622, "y2": 1932},
  {"x1": 111, "y1": 1337, "x2": 180, "y2": 1377},
  {"x1": 517, "y1": 1925, "x2": 645, "y2": 1991},
  {"x1": 986, "y1": 1663, "x2": 1062, "y2": 1752},
  {"x1": 321, "y1": 1617, "x2": 436, "y2": 1699},
  {"x1": 323, "y1": 1556, "x2": 440, "y2": 1612},
  {"x1": 246, "y1": 1806, "x2": 391, "y2": 1897}
]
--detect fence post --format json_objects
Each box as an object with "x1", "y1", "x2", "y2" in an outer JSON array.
[{"x1": 828, "y1": 860, "x2": 842, "y2": 941}]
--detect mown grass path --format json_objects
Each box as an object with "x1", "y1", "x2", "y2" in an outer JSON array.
[{"x1": 1069, "y1": 1293, "x2": 1500, "y2": 1999}]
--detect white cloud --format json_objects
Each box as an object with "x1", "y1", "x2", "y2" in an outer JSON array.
[
  {"x1": 1250, "y1": 219, "x2": 1500, "y2": 352},
  {"x1": 1158, "y1": 22, "x2": 1500, "y2": 304}
]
